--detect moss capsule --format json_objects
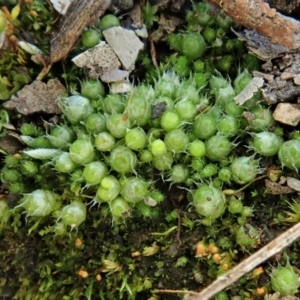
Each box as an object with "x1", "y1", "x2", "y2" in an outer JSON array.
[
  {"x1": 85, "y1": 113, "x2": 106, "y2": 133},
  {"x1": 205, "y1": 135, "x2": 232, "y2": 161},
  {"x1": 152, "y1": 152, "x2": 173, "y2": 171},
  {"x1": 58, "y1": 95, "x2": 94, "y2": 124},
  {"x1": 94, "y1": 132, "x2": 115, "y2": 152},
  {"x1": 102, "y1": 94, "x2": 126, "y2": 114},
  {"x1": 278, "y1": 140, "x2": 300, "y2": 170},
  {"x1": 230, "y1": 156, "x2": 259, "y2": 184},
  {"x1": 106, "y1": 113, "x2": 131, "y2": 139},
  {"x1": 193, "y1": 184, "x2": 226, "y2": 221},
  {"x1": 188, "y1": 140, "x2": 206, "y2": 157},
  {"x1": 121, "y1": 177, "x2": 149, "y2": 204},
  {"x1": 47, "y1": 125, "x2": 75, "y2": 150},
  {"x1": 96, "y1": 175, "x2": 121, "y2": 202},
  {"x1": 251, "y1": 132, "x2": 283, "y2": 156},
  {"x1": 69, "y1": 139, "x2": 95, "y2": 165},
  {"x1": 83, "y1": 161, "x2": 108, "y2": 185},
  {"x1": 271, "y1": 263, "x2": 300, "y2": 295},
  {"x1": 54, "y1": 152, "x2": 78, "y2": 174},
  {"x1": 81, "y1": 79, "x2": 105, "y2": 99},
  {"x1": 61, "y1": 201, "x2": 86, "y2": 227},
  {"x1": 109, "y1": 146, "x2": 137, "y2": 174},
  {"x1": 21, "y1": 189, "x2": 60, "y2": 217},
  {"x1": 193, "y1": 114, "x2": 217, "y2": 140},
  {"x1": 125, "y1": 127, "x2": 147, "y2": 151},
  {"x1": 164, "y1": 129, "x2": 189, "y2": 153}
]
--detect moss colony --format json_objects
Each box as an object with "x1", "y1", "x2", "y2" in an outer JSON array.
[{"x1": 1, "y1": 1, "x2": 300, "y2": 299}]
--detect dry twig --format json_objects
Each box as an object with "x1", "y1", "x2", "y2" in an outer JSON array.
[{"x1": 156, "y1": 221, "x2": 300, "y2": 300}]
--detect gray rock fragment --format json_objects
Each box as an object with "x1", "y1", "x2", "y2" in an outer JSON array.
[
  {"x1": 72, "y1": 42, "x2": 121, "y2": 78},
  {"x1": 287, "y1": 177, "x2": 300, "y2": 192},
  {"x1": 101, "y1": 69, "x2": 129, "y2": 83},
  {"x1": 273, "y1": 103, "x2": 300, "y2": 126},
  {"x1": 103, "y1": 26, "x2": 144, "y2": 70}
]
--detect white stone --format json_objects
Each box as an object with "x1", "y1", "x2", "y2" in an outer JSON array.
[
  {"x1": 109, "y1": 81, "x2": 132, "y2": 94},
  {"x1": 103, "y1": 26, "x2": 144, "y2": 70},
  {"x1": 101, "y1": 69, "x2": 129, "y2": 83}
]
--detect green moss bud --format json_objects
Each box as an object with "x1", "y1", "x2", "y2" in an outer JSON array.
[
  {"x1": 106, "y1": 113, "x2": 131, "y2": 139},
  {"x1": 193, "y1": 2, "x2": 215, "y2": 26},
  {"x1": 191, "y1": 157, "x2": 206, "y2": 171},
  {"x1": 61, "y1": 201, "x2": 86, "y2": 227},
  {"x1": 152, "y1": 152, "x2": 173, "y2": 171},
  {"x1": 20, "y1": 189, "x2": 60, "y2": 217},
  {"x1": 4, "y1": 154, "x2": 20, "y2": 168},
  {"x1": 1, "y1": 167, "x2": 19, "y2": 182},
  {"x1": 174, "y1": 55, "x2": 190, "y2": 77},
  {"x1": 32, "y1": 136, "x2": 52, "y2": 149},
  {"x1": 199, "y1": 163, "x2": 218, "y2": 179},
  {"x1": 94, "y1": 132, "x2": 115, "y2": 152},
  {"x1": 193, "y1": 60, "x2": 204, "y2": 72},
  {"x1": 247, "y1": 106, "x2": 275, "y2": 132},
  {"x1": 9, "y1": 182, "x2": 25, "y2": 194},
  {"x1": 180, "y1": 32, "x2": 207, "y2": 60},
  {"x1": 69, "y1": 139, "x2": 95, "y2": 165},
  {"x1": 85, "y1": 113, "x2": 106, "y2": 133},
  {"x1": 121, "y1": 176, "x2": 149, "y2": 204},
  {"x1": 83, "y1": 161, "x2": 108, "y2": 185},
  {"x1": 251, "y1": 132, "x2": 283, "y2": 156},
  {"x1": 230, "y1": 156, "x2": 259, "y2": 184},
  {"x1": 102, "y1": 94, "x2": 126, "y2": 114},
  {"x1": 58, "y1": 95, "x2": 94, "y2": 124},
  {"x1": 241, "y1": 206, "x2": 254, "y2": 218},
  {"x1": 0, "y1": 198, "x2": 10, "y2": 226},
  {"x1": 125, "y1": 127, "x2": 147, "y2": 151},
  {"x1": 20, "y1": 160, "x2": 38, "y2": 176},
  {"x1": 128, "y1": 95, "x2": 152, "y2": 126},
  {"x1": 164, "y1": 129, "x2": 189, "y2": 153},
  {"x1": 149, "y1": 189, "x2": 164, "y2": 203},
  {"x1": 140, "y1": 149, "x2": 153, "y2": 163},
  {"x1": 110, "y1": 197, "x2": 130, "y2": 221},
  {"x1": 278, "y1": 140, "x2": 300, "y2": 170},
  {"x1": 193, "y1": 114, "x2": 217, "y2": 140},
  {"x1": 193, "y1": 184, "x2": 226, "y2": 221},
  {"x1": 218, "y1": 167, "x2": 232, "y2": 182},
  {"x1": 217, "y1": 55, "x2": 233, "y2": 72},
  {"x1": 99, "y1": 14, "x2": 120, "y2": 30},
  {"x1": 160, "y1": 110, "x2": 181, "y2": 132},
  {"x1": 236, "y1": 224, "x2": 260, "y2": 248},
  {"x1": 214, "y1": 291, "x2": 229, "y2": 300},
  {"x1": 228, "y1": 197, "x2": 243, "y2": 214},
  {"x1": 205, "y1": 135, "x2": 232, "y2": 161},
  {"x1": 271, "y1": 263, "x2": 300, "y2": 295},
  {"x1": 174, "y1": 99, "x2": 196, "y2": 121},
  {"x1": 188, "y1": 140, "x2": 206, "y2": 158},
  {"x1": 81, "y1": 29, "x2": 101, "y2": 49},
  {"x1": 203, "y1": 27, "x2": 216, "y2": 43},
  {"x1": 109, "y1": 146, "x2": 137, "y2": 174},
  {"x1": 215, "y1": 11, "x2": 233, "y2": 30},
  {"x1": 218, "y1": 115, "x2": 240, "y2": 137},
  {"x1": 47, "y1": 125, "x2": 75, "y2": 150},
  {"x1": 96, "y1": 175, "x2": 121, "y2": 202},
  {"x1": 20, "y1": 123, "x2": 39, "y2": 136},
  {"x1": 168, "y1": 164, "x2": 190, "y2": 183}
]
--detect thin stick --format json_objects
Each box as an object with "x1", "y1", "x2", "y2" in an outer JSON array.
[
  {"x1": 184, "y1": 221, "x2": 300, "y2": 300},
  {"x1": 148, "y1": 33, "x2": 158, "y2": 69}
]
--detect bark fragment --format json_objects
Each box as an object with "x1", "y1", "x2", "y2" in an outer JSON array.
[
  {"x1": 50, "y1": 0, "x2": 111, "y2": 63},
  {"x1": 207, "y1": 0, "x2": 300, "y2": 50}
]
